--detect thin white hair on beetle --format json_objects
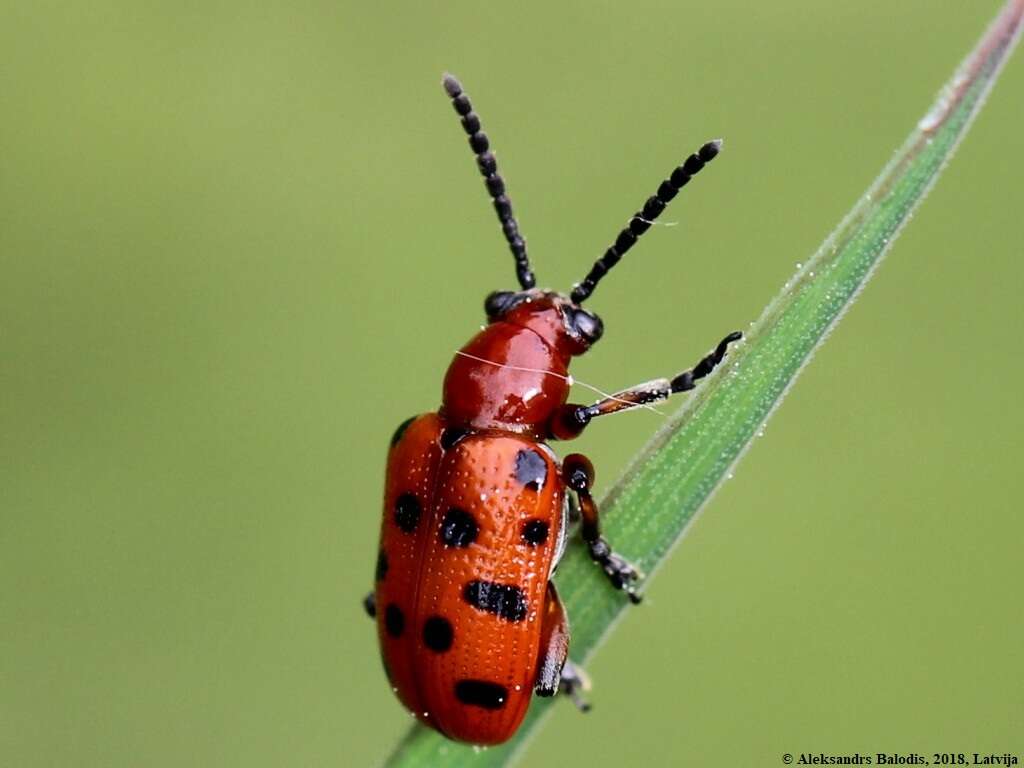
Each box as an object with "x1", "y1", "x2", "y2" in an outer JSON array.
[{"x1": 454, "y1": 350, "x2": 665, "y2": 415}]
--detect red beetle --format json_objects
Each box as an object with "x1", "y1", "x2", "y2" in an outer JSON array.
[{"x1": 364, "y1": 74, "x2": 741, "y2": 745}]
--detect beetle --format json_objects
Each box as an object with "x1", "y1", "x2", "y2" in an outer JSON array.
[{"x1": 363, "y1": 73, "x2": 741, "y2": 745}]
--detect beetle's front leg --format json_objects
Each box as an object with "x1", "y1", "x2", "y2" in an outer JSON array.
[
  {"x1": 562, "y1": 453, "x2": 642, "y2": 604},
  {"x1": 548, "y1": 331, "x2": 742, "y2": 441}
]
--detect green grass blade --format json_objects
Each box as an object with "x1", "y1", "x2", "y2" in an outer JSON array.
[{"x1": 383, "y1": 3, "x2": 1024, "y2": 765}]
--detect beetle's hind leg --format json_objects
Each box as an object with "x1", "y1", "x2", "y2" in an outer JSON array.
[
  {"x1": 534, "y1": 582, "x2": 592, "y2": 712},
  {"x1": 563, "y1": 453, "x2": 643, "y2": 604},
  {"x1": 559, "y1": 661, "x2": 592, "y2": 713},
  {"x1": 363, "y1": 591, "x2": 376, "y2": 618},
  {"x1": 535, "y1": 582, "x2": 569, "y2": 698}
]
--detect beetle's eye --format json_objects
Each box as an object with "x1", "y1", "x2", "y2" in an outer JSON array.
[
  {"x1": 572, "y1": 309, "x2": 604, "y2": 344},
  {"x1": 484, "y1": 291, "x2": 516, "y2": 319}
]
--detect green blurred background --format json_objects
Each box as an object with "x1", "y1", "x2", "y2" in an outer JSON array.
[{"x1": 2, "y1": 1, "x2": 1022, "y2": 766}]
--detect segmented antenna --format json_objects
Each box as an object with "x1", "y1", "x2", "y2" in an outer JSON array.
[
  {"x1": 442, "y1": 74, "x2": 536, "y2": 290},
  {"x1": 571, "y1": 140, "x2": 723, "y2": 304}
]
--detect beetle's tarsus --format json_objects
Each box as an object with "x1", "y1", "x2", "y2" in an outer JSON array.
[
  {"x1": 589, "y1": 538, "x2": 643, "y2": 603},
  {"x1": 559, "y1": 660, "x2": 592, "y2": 713}
]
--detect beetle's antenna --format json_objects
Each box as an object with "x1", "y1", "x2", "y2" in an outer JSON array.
[
  {"x1": 570, "y1": 140, "x2": 723, "y2": 304},
  {"x1": 442, "y1": 73, "x2": 536, "y2": 291}
]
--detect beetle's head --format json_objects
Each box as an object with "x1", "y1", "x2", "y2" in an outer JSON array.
[{"x1": 483, "y1": 288, "x2": 603, "y2": 357}]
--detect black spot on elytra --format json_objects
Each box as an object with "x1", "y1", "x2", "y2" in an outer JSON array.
[
  {"x1": 515, "y1": 449, "x2": 548, "y2": 490},
  {"x1": 375, "y1": 549, "x2": 388, "y2": 581},
  {"x1": 454, "y1": 679, "x2": 509, "y2": 710},
  {"x1": 440, "y1": 507, "x2": 478, "y2": 547},
  {"x1": 440, "y1": 427, "x2": 470, "y2": 451},
  {"x1": 521, "y1": 519, "x2": 549, "y2": 546},
  {"x1": 384, "y1": 603, "x2": 405, "y2": 637},
  {"x1": 463, "y1": 580, "x2": 528, "y2": 622},
  {"x1": 422, "y1": 616, "x2": 454, "y2": 652},
  {"x1": 394, "y1": 493, "x2": 421, "y2": 533},
  {"x1": 390, "y1": 416, "x2": 416, "y2": 447}
]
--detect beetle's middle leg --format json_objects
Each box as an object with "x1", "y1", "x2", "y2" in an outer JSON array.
[{"x1": 562, "y1": 453, "x2": 642, "y2": 604}]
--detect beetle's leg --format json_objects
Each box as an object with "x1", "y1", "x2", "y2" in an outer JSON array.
[
  {"x1": 535, "y1": 582, "x2": 591, "y2": 712},
  {"x1": 567, "y1": 486, "x2": 582, "y2": 523},
  {"x1": 534, "y1": 582, "x2": 569, "y2": 698},
  {"x1": 550, "y1": 331, "x2": 742, "y2": 440},
  {"x1": 559, "y1": 661, "x2": 592, "y2": 713},
  {"x1": 563, "y1": 453, "x2": 643, "y2": 604},
  {"x1": 363, "y1": 591, "x2": 376, "y2": 618}
]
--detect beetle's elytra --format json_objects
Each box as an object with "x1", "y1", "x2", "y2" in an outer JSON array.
[{"x1": 364, "y1": 73, "x2": 741, "y2": 745}]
